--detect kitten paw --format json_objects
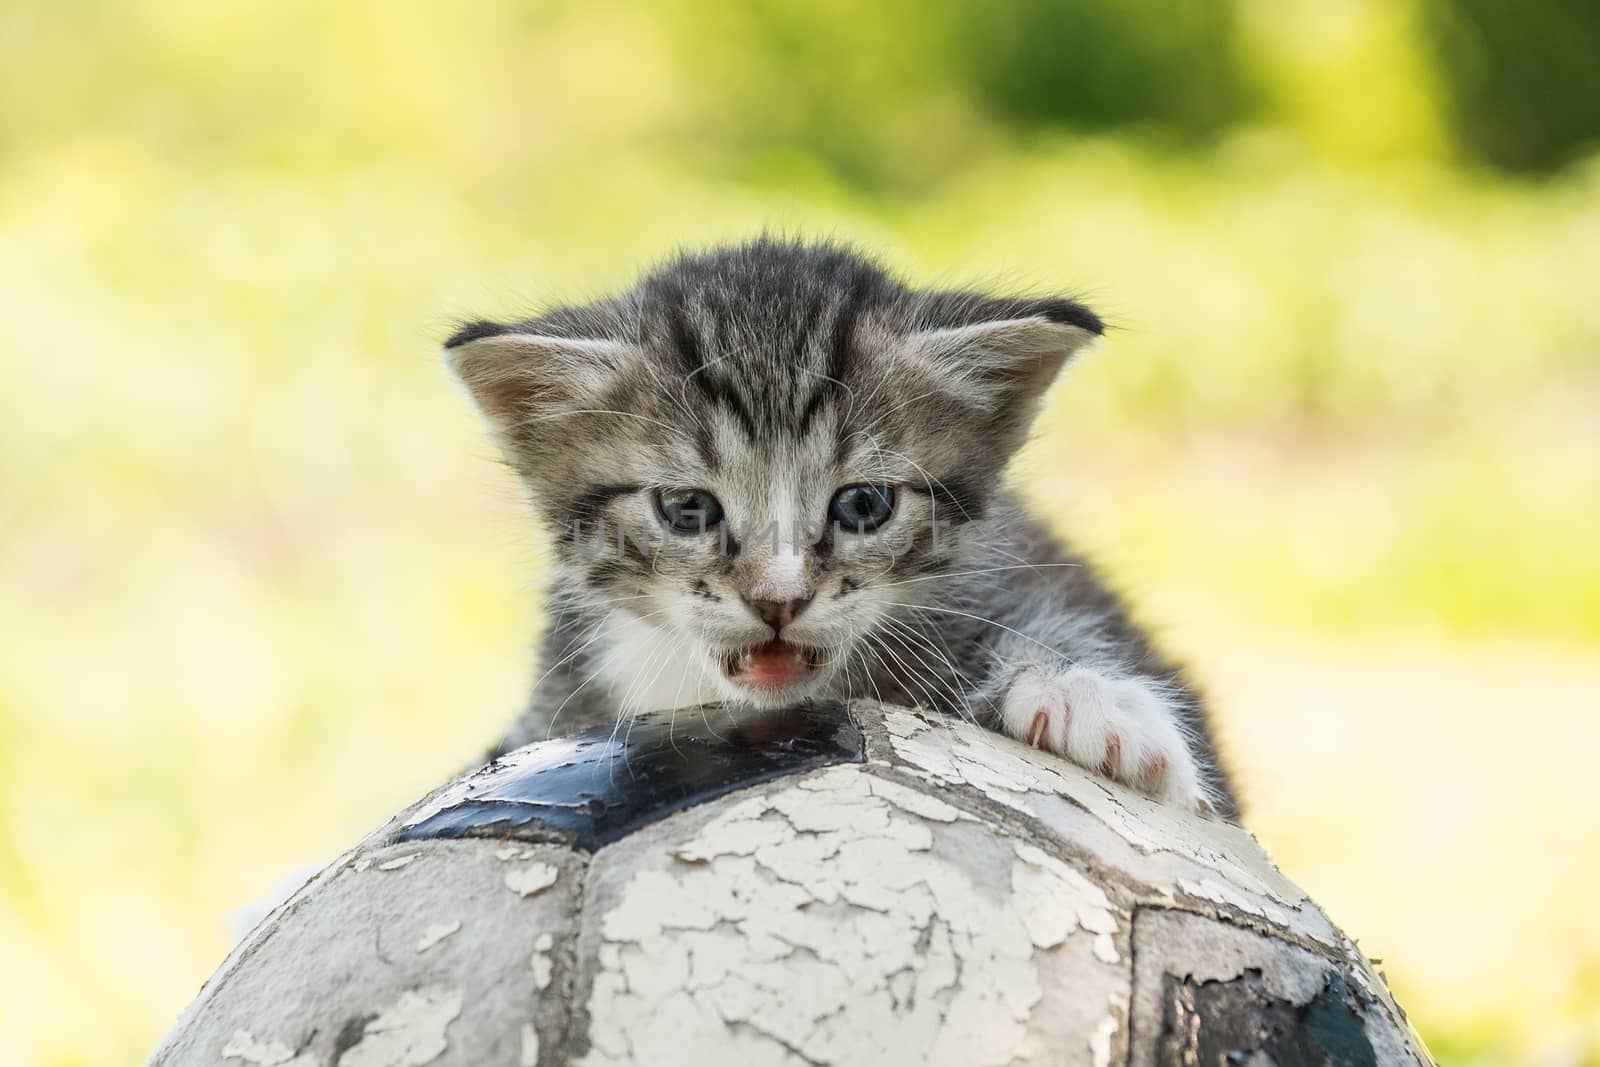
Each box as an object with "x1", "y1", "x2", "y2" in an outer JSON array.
[{"x1": 999, "y1": 666, "x2": 1205, "y2": 810}]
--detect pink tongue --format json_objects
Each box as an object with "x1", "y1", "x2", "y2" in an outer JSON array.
[{"x1": 741, "y1": 640, "x2": 809, "y2": 687}]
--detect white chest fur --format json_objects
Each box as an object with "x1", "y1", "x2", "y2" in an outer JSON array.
[{"x1": 591, "y1": 612, "x2": 724, "y2": 714}]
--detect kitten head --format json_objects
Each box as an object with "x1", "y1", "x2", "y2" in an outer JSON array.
[{"x1": 446, "y1": 238, "x2": 1100, "y2": 707}]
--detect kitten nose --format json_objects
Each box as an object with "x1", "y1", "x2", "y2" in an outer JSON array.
[{"x1": 745, "y1": 595, "x2": 812, "y2": 632}]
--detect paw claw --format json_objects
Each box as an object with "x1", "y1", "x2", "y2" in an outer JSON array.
[
  {"x1": 1026, "y1": 711, "x2": 1049, "y2": 748},
  {"x1": 1100, "y1": 732, "x2": 1122, "y2": 777}
]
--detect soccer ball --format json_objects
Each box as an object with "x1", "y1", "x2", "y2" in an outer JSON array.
[{"x1": 150, "y1": 701, "x2": 1430, "y2": 1066}]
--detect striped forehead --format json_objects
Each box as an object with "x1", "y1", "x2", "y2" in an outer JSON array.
[{"x1": 705, "y1": 398, "x2": 850, "y2": 490}]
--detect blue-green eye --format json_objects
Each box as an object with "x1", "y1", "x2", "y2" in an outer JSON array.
[
  {"x1": 829, "y1": 484, "x2": 895, "y2": 532},
  {"x1": 655, "y1": 487, "x2": 724, "y2": 534}
]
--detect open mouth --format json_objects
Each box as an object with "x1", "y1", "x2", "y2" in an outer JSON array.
[{"x1": 719, "y1": 639, "x2": 828, "y2": 691}]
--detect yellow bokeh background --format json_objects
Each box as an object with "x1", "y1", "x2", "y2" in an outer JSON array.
[{"x1": 3, "y1": 2, "x2": 1598, "y2": 1064}]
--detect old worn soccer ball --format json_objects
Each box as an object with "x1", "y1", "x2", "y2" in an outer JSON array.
[{"x1": 150, "y1": 701, "x2": 1430, "y2": 1066}]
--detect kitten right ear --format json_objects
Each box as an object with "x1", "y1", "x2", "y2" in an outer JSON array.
[
  {"x1": 443, "y1": 321, "x2": 637, "y2": 438},
  {"x1": 901, "y1": 315, "x2": 1100, "y2": 411}
]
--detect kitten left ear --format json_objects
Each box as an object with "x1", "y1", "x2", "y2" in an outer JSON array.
[
  {"x1": 443, "y1": 321, "x2": 638, "y2": 438},
  {"x1": 901, "y1": 315, "x2": 1101, "y2": 411}
]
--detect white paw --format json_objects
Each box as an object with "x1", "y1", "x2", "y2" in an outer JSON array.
[{"x1": 999, "y1": 665, "x2": 1206, "y2": 810}]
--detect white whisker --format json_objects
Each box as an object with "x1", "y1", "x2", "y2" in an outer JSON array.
[{"x1": 878, "y1": 563, "x2": 1082, "y2": 589}]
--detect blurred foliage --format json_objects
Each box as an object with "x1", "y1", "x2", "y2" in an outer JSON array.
[
  {"x1": 665, "y1": 0, "x2": 1250, "y2": 187},
  {"x1": 1423, "y1": 0, "x2": 1600, "y2": 173},
  {"x1": 954, "y1": 0, "x2": 1249, "y2": 135},
  {"x1": 2, "y1": 2, "x2": 1599, "y2": 1066}
]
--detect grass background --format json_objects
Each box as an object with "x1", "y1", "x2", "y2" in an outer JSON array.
[{"x1": 2, "y1": 2, "x2": 1598, "y2": 1064}]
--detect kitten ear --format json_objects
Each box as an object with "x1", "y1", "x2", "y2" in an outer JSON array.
[
  {"x1": 443, "y1": 322, "x2": 637, "y2": 436},
  {"x1": 901, "y1": 315, "x2": 1100, "y2": 411}
]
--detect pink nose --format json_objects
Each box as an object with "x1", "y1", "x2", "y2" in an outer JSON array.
[{"x1": 745, "y1": 596, "x2": 812, "y2": 631}]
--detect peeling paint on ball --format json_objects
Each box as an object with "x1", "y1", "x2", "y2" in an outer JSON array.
[{"x1": 148, "y1": 702, "x2": 1431, "y2": 1067}]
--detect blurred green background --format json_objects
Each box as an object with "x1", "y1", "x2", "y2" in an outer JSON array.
[{"x1": 3, "y1": 1, "x2": 1598, "y2": 1063}]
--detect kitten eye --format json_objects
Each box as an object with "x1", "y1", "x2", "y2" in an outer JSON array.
[
  {"x1": 829, "y1": 484, "x2": 895, "y2": 532},
  {"x1": 655, "y1": 487, "x2": 724, "y2": 535}
]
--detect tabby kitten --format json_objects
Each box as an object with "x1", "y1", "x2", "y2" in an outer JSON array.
[{"x1": 446, "y1": 239, "x2": 1235, "y2": 815}]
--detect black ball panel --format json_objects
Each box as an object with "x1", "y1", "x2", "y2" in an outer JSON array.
[{"x1": 393, "y1": 703, "x2": 863, "y2": 851}]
